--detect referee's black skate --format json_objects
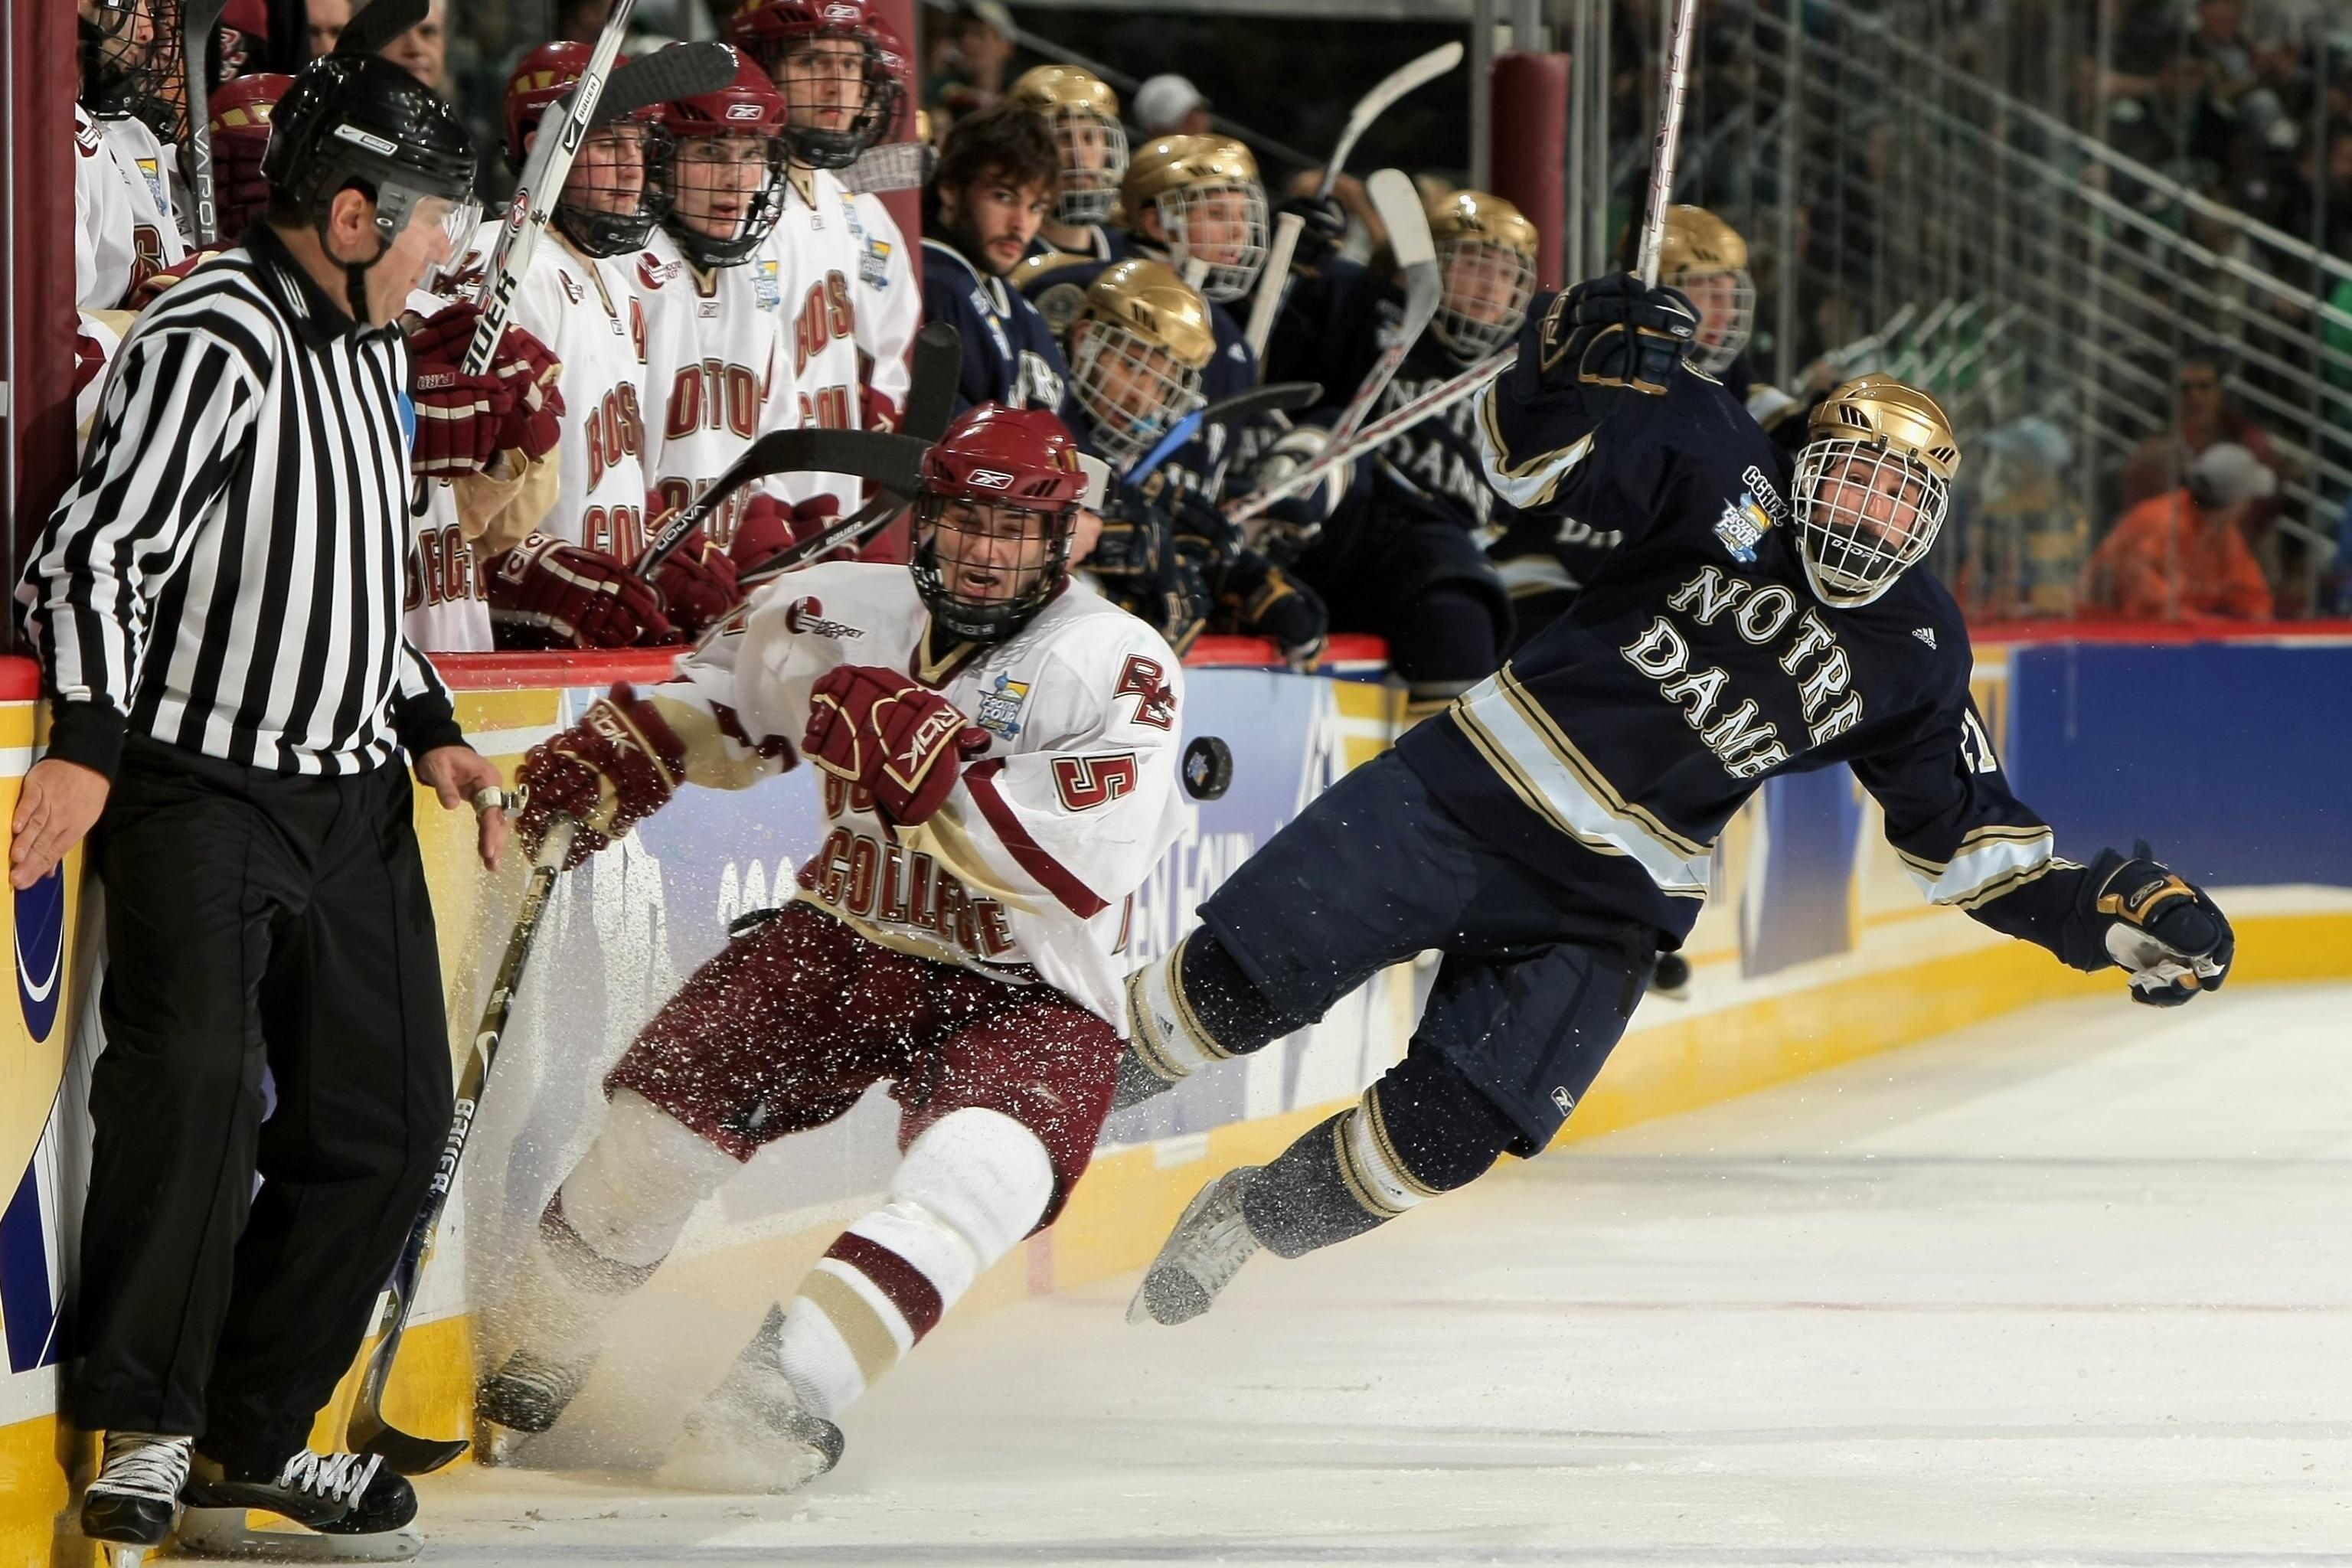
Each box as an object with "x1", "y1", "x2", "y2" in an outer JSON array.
[
  {"x1": 177, "y1": 1447, "x2": 420, "y2": 1561},
  {"x1": 659, "y1": 1305, "x2": 844, "y2": 1495},
  {"x1": 1128, "y1": 1165, "x2": 1264, "y2": 1326},
  {"x1": 80, "y1": 1431, "x2": 191, "y2": 1564}
]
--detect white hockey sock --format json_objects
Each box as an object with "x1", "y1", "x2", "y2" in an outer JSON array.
[
  {"x1": 1124, "y1": 933, "x2": 1234, "y2": 1086},
  {"x1": 507, "y1": 1090, "x2": 739, "y2": 1348},
  {"x1": 776, "y1": 1108, "x2": 1053, "y2": 1419}
]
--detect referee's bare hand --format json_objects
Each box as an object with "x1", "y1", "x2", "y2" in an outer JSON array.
[
  {"x1": 418, "y1": 744, "x2": 508, "y2": 874},
  {"x1": 10, "y1": 757, "x2": 110, "y2": 890}
]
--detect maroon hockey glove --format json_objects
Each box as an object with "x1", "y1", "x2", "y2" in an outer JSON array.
[
  {"x1": 410, "y1": 361, "x2": 514, "y2": 479},
  {"x1": 802, "y1": 665, "x2": 988, "y2": 828},
  {"x1": 638, "y1": 512, "x2": 741, "y2": 639},
  {"x1": 860, "y1": 384, "x2": 903, "y2": 435},
  {"x1": 407, "y1": 302, "x2": 565, "y2": 462},
  {"x1": 515, "y1": 684, "x2": 688, "y2": 868},
  {"x1": 487, "y1": 534, "x2": 678, "y2": 648},
  {"x1": 730, "y1": 492, "x2": 844, "y2": 586}
]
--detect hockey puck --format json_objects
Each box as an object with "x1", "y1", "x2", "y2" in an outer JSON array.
[{"x1": 1183, "y1": 736, "x2": 1233, "y2": 801}]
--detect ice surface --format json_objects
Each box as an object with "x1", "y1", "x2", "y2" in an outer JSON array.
[{"x1": 415, "y1": 983, "x2": 2352, "y2": 1566}]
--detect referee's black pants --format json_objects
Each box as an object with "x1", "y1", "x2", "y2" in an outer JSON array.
[{"x1": 67, "y1": 737, "x2": 452, "y2": 1472}]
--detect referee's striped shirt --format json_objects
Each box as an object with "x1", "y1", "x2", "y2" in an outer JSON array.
[{"x1": 21, "y1": 224, "x2": 465, "y2": 780}]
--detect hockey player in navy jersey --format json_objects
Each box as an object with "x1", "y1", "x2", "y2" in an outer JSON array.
[
  {"x1": 1018, "y1": 135, "x2": 1268, "y2": 500},
  {"x1": 1061, "y1": 259, "x2": 1326, "y2": 666},
  {"x1": 1264, "y1": 188, "x2": 1534, "y2": 719},
  {"x1": 1113, "y1": 273, "x2": 2236, "y2": 1328},
  {"x1": 1002, "y1": 65, "x2": 1130, "y2": 264},
  {"x1": 1491, "y1": 205, "x2": 1807, "y2": 651},
  {"x1": 920, "y1": 100, "x2": 1083, "y2": 423}
]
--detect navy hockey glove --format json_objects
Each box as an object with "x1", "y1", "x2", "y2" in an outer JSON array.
[
  {"x1": 1221, "y1": 549, "x2": 1327, "y2": 672},
  {"x1": 1537, "y1": 274, "x2": 1699, "y2": 396},
  {"x1": 2087, "y1": 843, "x2": 2234, "y2": 1006},
  {"x1": 1273, "y1": 193, "x2": 1348, "y2": 270}
]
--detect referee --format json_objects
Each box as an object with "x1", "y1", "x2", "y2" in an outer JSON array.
[{"x1": 15, "y1": 48, "x2": 505, "y2": 1555}]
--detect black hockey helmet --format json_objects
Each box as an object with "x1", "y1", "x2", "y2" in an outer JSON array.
[{"x1": 262, "y1": 51, "x2": 480, "y2": 317}]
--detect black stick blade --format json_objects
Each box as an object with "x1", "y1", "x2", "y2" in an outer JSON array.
[
  {"x1": 335, "y1": 0, "x2": 426, "y2": 57},
  {"x1": 593, "y1": 43, "x2": 738, "y2": 126},
  {"x1": 901, "y1": 322, "x2": 963, "y2": 443}
]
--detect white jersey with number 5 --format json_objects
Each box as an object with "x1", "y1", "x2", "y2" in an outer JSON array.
[
  {"x1": 648, "y1": 564, "x2": 1190, "y2": 1025},
  {"x1": 77, "y1": 106, "x2": 188, "y2": 310},
  {"x1": 446, "y1": 222, "x2": 651, "y2": 561},
  {"x1": 630, "y1": 226, "x2": 788, "y2": 550}
]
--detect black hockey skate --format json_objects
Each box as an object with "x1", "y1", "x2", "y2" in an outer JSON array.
[
  {"x1": 476, "y1": 1344, "x2": 594, "y2": 1437},
  {"x1": 80, "y1": 1431, "x2": 191, "y2": 1564},
  {"x1": 1128, "y1": 1165, "x2": 1264, "y2": 1326},
  {"x1": 659, "y1": 1305, "x2": 844, "y2": 1495},
  {"x1": 178, "y1": 1447, "x2": 420, "y2": 1561}
]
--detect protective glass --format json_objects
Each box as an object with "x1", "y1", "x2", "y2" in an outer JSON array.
[
  {"x1": 1792, "y1": 438, "x2": 1950, "y2": 606},
  {"x1": 1432, "y1": 239, "x2": 1534, "y2": 361},
  {"x1": 1667, "y1": 263, "x2": 1755, "y2": 376},
  {"x1": 1070, "y1": 317, "x2": 1207, "y2": 467},
  {"x1": 667, "y1": 132, "x2": 788, "y2": 253},
  {"x1": 1155, "y1": 181, "x2": 1268, "y2": 303},
  {"x1": 1050, "y1": 106, "x2": 1128, "y2": 226}
]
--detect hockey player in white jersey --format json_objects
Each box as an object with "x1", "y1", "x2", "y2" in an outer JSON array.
[
  {"x1": 733, "y1": 0, "x2": 916, "y2": 521},
  {"x1": 479, "y1": 404, "x2": 1187, "y2": 1491},
  {"x1": 439, "y1": 42, "x2": 676, "y2": 648},
  {"x1": 629, "y1": 48, "x2": 799, "y2": 637}
]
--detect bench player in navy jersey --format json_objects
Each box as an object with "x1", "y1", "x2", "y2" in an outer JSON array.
[
  {"x1": 1002, "y1": 65, "x2": 1129, "y2": 265},
  {"x1": 920, "y1": 101, "x2": 1083, "y2": 424},
  {"x1": 1264, "y1": 188, "x2": 1535, "y2": 721},
  {"x1": 1112, "y1": 273, "x2": 2237, "y2": 1327}
]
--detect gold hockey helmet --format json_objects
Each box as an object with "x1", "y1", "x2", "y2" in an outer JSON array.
[
  {"x1": 1112, "y1": 136, "x2": 1268, "y2": 304},
  {"x1": 1653, "y1": 204, "x2": 1753, "y2": 376},
  {"x1": 1792, "y1": 375, "x2": 1963, "y2": 606},
  {"x1": 1069, "y1": 258, "x2": 1214, "y2": 466},
  {"x1": 1427, "y1": 189, "x2": 1538, "y2": 361},
  {"x1": 1006, "y1": 65, "x2": 1128, "y2": 226}
]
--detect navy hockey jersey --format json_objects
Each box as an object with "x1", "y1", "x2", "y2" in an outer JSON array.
[
  {"x1": 1393, "y1": 318, "x2": 2105, "y2": 970},
  {"x1": 1015, "y1": 247, "x2": 1259, "y2": 493},
  {"x1": 920, "y1": 237, "x2": 1083, "y2": 429},
  {"x1": 1021, "y1": 224, "x2": 1128, "y2": 266}
]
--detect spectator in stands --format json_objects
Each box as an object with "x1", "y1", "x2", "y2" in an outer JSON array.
[
  {"x1": 2081, "y1": 441, "x2": 2277, "y2": 620},
  {"x1": 305, "y1": 0, "x2": 347, "y2": 57},
  {"x1": 2118, "y1": 351, "x2": 2284, "y2": 522},
  {"x1": 923, "y1": 3, "x2": 1015, "y2": 129},
  {"x1": 2108, "y1": 51, "x2": 2235, "y2": 201}
]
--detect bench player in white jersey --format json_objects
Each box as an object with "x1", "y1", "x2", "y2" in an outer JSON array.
[
  {"x1": 439, "y1": 42, "x2": 676, "y2": 648},
  {"x1": 733, "y1": 0, "x2": 916, "y2": 524},
  {"x1": 75, "y1": 0, "x2": 192, "y2": 425},
  {"x1": 478, "y1": 406, "x2": 1187, "y2": 1491},
  {"x1": 628, "y1": 49, "x2": 797, "y2": 637}
]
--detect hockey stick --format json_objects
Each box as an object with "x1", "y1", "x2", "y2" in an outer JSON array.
[
  {"x1": 637, "y1": 428, "x2": 935, "y2": 575},
  {"x1": 1128, "y1": 381, "x2": 1324, "y2": 487},
  {"x1": 458, "y1": 0, "x2": 635, "y2": 375},
  {"x1": 1634, "y1": 0, "x2": 1700, "y2": 289},
  {"x1": 1243, "y1": 41, "x2": 1462, "y2": 364},
  {"x1": 181, "y1": 0, "x2": 228, "y2": 246},
  {"x1": 589, "y1": 43, "x2": 737, "y2": 129},
  {"x1": 332, "y1": 0, "x2": 424, "y2": 56},
  {"x1": 755, "y1": 322, "x2": 967, "y2": 574},
  {"x1": 349, "y1": 816, "x2": 577, "y2": 1475},
  {"x1": 1227, "y1": 346, "x2": 1514, "y2": 524},
  {"x1": 1324, "y1": 170, "x2": 1439, "y2": 448}
]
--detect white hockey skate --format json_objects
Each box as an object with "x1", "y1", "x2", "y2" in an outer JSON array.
[
  {"x1": 175, "y1": 1449, "x2": 420, "y2": 1562},
  {"x1": 80, "y1": 1431, "x2": 191, "y2": 1568},
  {"x1": 1127, "y1": 1165, "x2": 1264, "y2": 1326},
  {"x1": 657, "y1": 1305, "x2": 843, "y2": 1495}
]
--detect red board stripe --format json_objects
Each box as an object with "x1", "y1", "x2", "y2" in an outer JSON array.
[{"x1": 962, "y1": 756, "x2": 1109, "y2": 919}]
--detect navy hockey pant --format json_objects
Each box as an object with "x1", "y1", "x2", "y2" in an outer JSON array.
[
  {"x1": 1192, "y1": 749, "x2": 1661, "y2": 1158},
  {"x1": 68, "y1": 737, "x2": 451, "y2": 1472}
]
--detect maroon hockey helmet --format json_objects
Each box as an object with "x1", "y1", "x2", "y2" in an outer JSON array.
[
  {"x1": 504, "y1": 43, "x2": 669, "y2": 256},
  {"x1": 730, "y1": 0, "x2": 892, "y2": 170},
  {"x1": 658, "y1": 48, "x2": 789, "y2": 266},
  {"x1": 912, "y1": 404, "x2": 1091, "y2": 643}
]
